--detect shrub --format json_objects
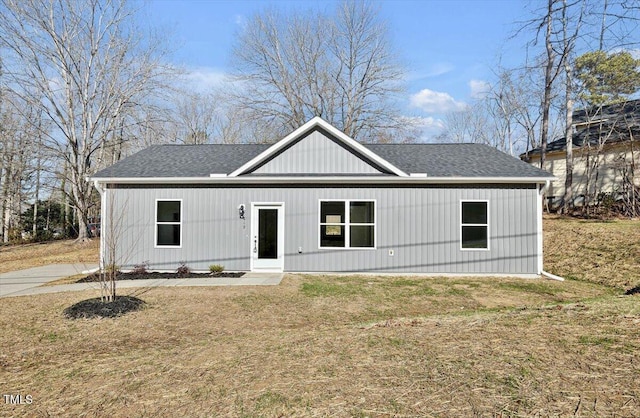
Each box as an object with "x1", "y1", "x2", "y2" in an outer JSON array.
[
  {"x1": 209, "y1": 264, "x2": 224, "y2": 274},
  {"x1": 175, "y1": 262, "x2": 190, "y2": 276},
  {"x1": 132, "y1": 261, "x2": 149, "y2": 274}
]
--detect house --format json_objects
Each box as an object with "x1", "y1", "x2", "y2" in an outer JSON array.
[
  {"x1": 521, "y1": 100, "x2": 640, "y2": 208},
  {"x1": 90, "y1": 117, "x2": 554, "y2": 276}
]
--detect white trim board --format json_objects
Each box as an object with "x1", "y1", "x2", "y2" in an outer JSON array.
[{"x1": 91, "y1": 175, "x2": 556, "y2": 185}]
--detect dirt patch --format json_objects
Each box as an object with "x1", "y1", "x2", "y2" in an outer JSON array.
[
  {"x1": 63, "y1": 296, "x2": 145, "y2": 319},
  {"x1": 77, "y1": 271, "x2": 245, "y2": 283}
]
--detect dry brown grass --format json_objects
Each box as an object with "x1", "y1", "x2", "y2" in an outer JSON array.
[
  {"x1": 1, "y1": 219, "x2": 639, "y2": 416},
  {"x1": 0, "y1": 239, "x2": 99, "y2": 274},
  {"x1": 1, "y1": 275, "x2": 638, "y2": 417},
  {"x1": 544, "y1": 216, "x2": 640, "y2": 290}
]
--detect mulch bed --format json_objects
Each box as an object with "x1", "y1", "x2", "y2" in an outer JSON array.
[
  {"x1": 64, "y1": 296, "x2": 146, "y2": 319},
  {"x1": 78, "y1": 271, "x2": 245, "y2": 283},
  {"x1": 625, "y1": 286, "x2": 640, "y2": 295}
]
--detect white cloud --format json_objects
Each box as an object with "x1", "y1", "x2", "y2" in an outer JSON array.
[
  {"x1": 410, "y1": 89, "x2": 466, "y2": 113},
  {"x1": 469, "y1": 79, "x2": 491, "y2": 99},
  {"x1": 424, "y1": 62, "x2": 455, "y2": 78},
  {"x1": 396, "y1": 115, "x2": 446, "y2": 142},
  {"x1": 402, "y1": 115, "x2": 445, "y2": 130},
  {"x1": 407, "y1": 62, "x2": 454, "y2": 81},
  {"x1": 182, "y1": 67, "x2": 228, "y2": 92},
  {"x1": 234, "y1": 14, "x2": 247, "y2": 29}
]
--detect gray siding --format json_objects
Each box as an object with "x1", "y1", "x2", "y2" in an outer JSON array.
[
  {"x1": 252, "y1": 130, "x2": 381, "y2": 174},
  {"x1": 104, "y1": 185, "x2": 540, "y2": 274}
]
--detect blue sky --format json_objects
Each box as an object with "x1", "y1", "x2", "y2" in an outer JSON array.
[{"x1": 146, "y1": 0, "x2": 536, "y2": 138}]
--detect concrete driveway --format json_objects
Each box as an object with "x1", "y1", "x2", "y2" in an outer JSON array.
[{"x1": 0, "y1": 263, "x2": 98, "y2": 298}]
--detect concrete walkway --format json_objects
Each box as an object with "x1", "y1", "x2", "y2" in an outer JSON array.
[
  {"x1": 0, "y1": 263, "x2": 98, "y2": 298},
  {"x1": 0, "y1": 265, "x2": 283, "y2": 298}
]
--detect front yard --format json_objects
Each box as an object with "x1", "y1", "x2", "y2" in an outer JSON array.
[{"x1": 0, "y1": 218, "x2": 638, "y2": 416}]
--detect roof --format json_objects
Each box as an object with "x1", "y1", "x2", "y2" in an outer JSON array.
[
  {"x1": 91, "y1": 116, "x2": 552, "y2": 183},
  {"x1": 92, "y1": 142, "x2": 552, "y2": 180},
  {"x1": 522, "y1": 99, "x2": 640, "y2": 159},
  {"x1": 365, "y1": 144, "x2": 550, "y2": 178},
  {"x1": 94, "y1": 144, "x2": 270, "y2": 178}
]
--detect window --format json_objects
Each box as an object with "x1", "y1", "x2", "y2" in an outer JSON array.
[
  {"x1": 156, "y1": 200, "x2": 181, "y2": 247},
  {"x1": 320, "y1": 200, "x2": 375, "y2": 248},
  {"x1": 461, "y1": 201, "x2": 488, "y2": 250}
]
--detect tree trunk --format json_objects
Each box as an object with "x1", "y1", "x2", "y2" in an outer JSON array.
[
  {"x1": 562, "y1": 79, "x2": 574, "y2": 214},
  {"x1": 561, "y1": 0, "x2": 578, "y2": 215},
  {"x1": 32, "y1": 154, "x2": 41, "y2": 239},
  {"x1": 539, "y1": 0, "x2": 556, "y2": 171}
]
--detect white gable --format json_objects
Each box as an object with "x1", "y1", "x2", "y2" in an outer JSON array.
[
  {"x1": 252, "y1": 129, "x2": 382, "y2": 174},
  {"x1": 229, "y1": 117, "x2": 407, "y2": 177}
]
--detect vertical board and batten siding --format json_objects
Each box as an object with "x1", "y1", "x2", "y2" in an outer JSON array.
[
  {"x1": 106, "y1": 184, "x2": 539, "y2": 274},
  {"x1": 252, "y1": 130, "x2": 382, "y2": 174}
]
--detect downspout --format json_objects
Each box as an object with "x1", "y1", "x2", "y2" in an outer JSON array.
[
  {"x1": 93, "y1": 180, "x2": 106, "y2": 271},
  {"x1": 538, "y1": 180, "x2": 565, "y2": 281}
]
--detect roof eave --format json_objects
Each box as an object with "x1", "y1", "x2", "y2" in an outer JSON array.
[{"x1": 89, "y1": 175, "x2": 556, "y2": 185}]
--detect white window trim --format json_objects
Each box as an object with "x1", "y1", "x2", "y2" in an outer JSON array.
[
  {"x1": 155, "y1": 198, "x2": 183, "y2": 249},
  {"x1": 460, "y1": 199, "x2": 490, "y2": 251},
  {"x1": 318, "y1": 199, "x2": 376, "y2": 250}
]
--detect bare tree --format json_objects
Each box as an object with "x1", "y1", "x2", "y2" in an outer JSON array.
[
  {"x1": 229, "y1": 0, "x2": 407, "y2": 142},
  {"x1": 557, "y1": 0, "x2": 586, "y2": 213},
  {"x1": 0, "y1": 93, "x2": 39, "y2": 242},
  {"x1": 538, "y1": 0, "x2": 562, "y2": 170},
  {"x1": 439, "y1": 102, "x2": 490, "y2": 145},
  {"x1": 439, "y1": 68, "x2": 555, "y2": 155},
  {"x1": 0, "y1": 0, "x2": 171, "y2": 242},
  {"x1": 171, "y1": 92, "x2": 218, "y2": 144},
  {"x1": 501, "y1": 67, "x2": 546, "y2": 155},
  {"x1": 515, "y1": 0, "x2": 583, "y2": 168}
]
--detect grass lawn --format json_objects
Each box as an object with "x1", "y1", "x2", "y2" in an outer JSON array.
[
  {"x1": 0, "y1": 239, "x2": 98, "y2": 274},
  {"x1": 0, "y1": 218, "x2": 639, "y2": 416},
  {"x1": 544, "y1": 216, "x2": 640, "y2": 290}
]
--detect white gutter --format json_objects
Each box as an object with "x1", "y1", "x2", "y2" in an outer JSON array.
[
  {"x1": 89, "y1": 175, "x2": 557, "y2": 185},
  {"x1": 541, "y1": 270, "x2": 565, "y2": 281},
  {"x1": 93, "y1": 179, "x2": 105, "y2": 195},
  {"x1": 536, "y1": 180, "x2": 564, "y2": 280},
  {"x1": 92, "y1": 180, "x2": 105, "y2": 271},
  {"x1": 539, "y1": 180, "x2": 565, "y2": 282}
]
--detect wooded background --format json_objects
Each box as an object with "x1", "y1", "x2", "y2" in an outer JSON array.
[{"x1": 1, "y1": 0, "x2": 639, "y2": 244}]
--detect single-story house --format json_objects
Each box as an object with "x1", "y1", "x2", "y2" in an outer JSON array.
[
  {"x1": 521, "y1": 99, "x2": 640, "y2": 207},
  {"x1": 90, "y1": 117, "x2": 554, "y2": 276}
]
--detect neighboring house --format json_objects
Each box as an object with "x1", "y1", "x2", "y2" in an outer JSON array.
[
  {"x1": 90, "y1": 117, "x2": 553, "y2": 276},
  {"x1": 521, "y1": 100, "x2": 640, "y2": 208}
]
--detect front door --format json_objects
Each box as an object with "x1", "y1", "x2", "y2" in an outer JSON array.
[{"x1": 251, "y1": 203, "x2": 284, "y2": 271}]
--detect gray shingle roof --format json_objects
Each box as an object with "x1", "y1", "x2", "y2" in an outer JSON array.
[
  {"x1": 521, "y1": 99, "x2": 640, "y2": 159},
  {"x1": 92, "y1": 142, "x2": 552, "y2": 179},
  {"x1": 364, "y1": 144, "x2": 552, "y2": 178},
  {"x1": 93, "y1": 144, "x2": 270, "y2": 178}
]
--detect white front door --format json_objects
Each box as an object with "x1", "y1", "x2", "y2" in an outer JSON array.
[{"x1": 251, "y1": 203, "x2": 284, "y2": 271}]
